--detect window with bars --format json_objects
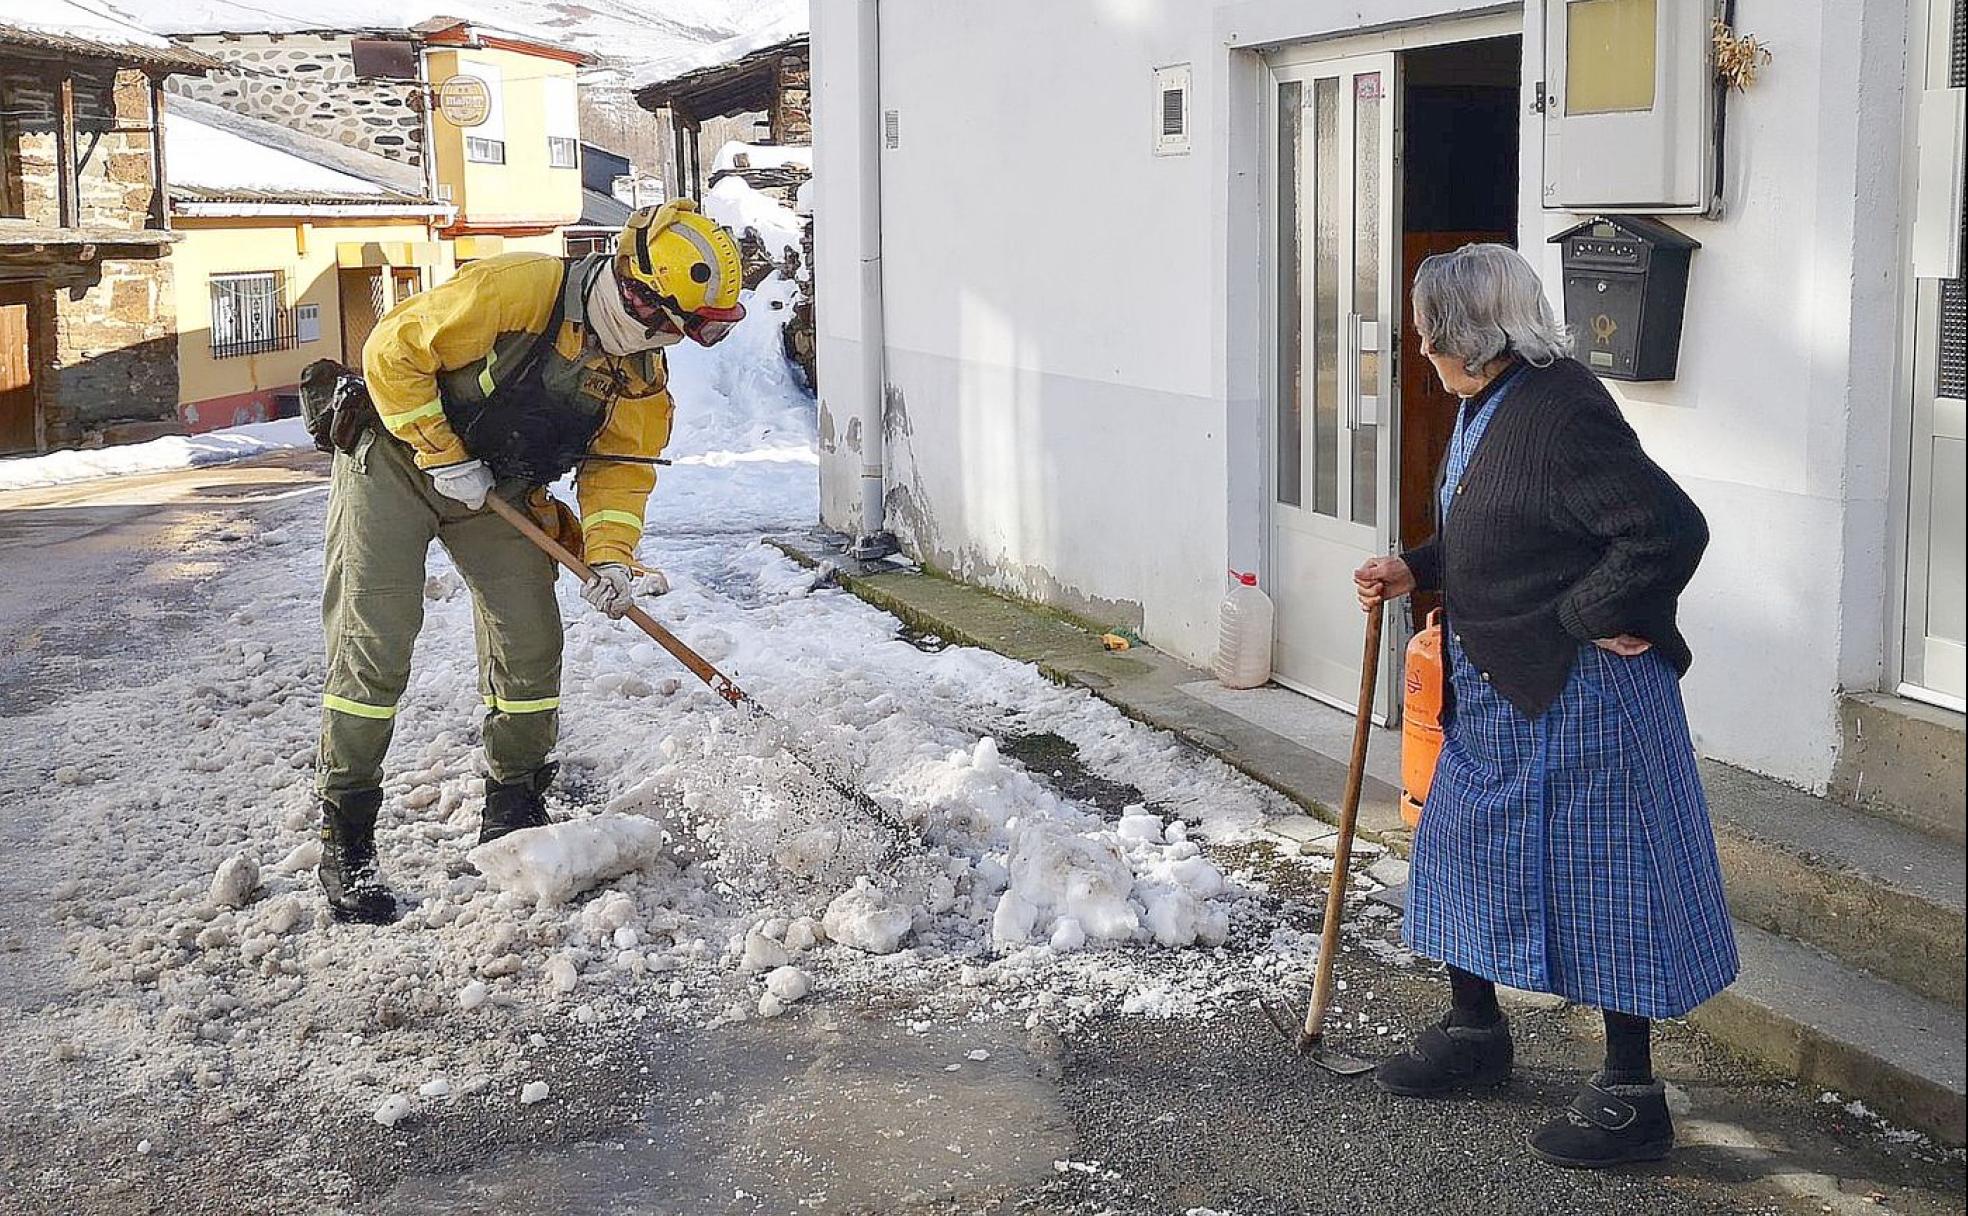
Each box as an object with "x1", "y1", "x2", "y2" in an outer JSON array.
[
  {"x1": 548, "y1": 136, "x2": 579, "y2": 169},
  {"x1": 209, "y1": 272, "x2": 295, "y2": 359}
]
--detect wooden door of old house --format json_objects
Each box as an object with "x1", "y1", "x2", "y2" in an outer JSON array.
[{"x1": 0, "y1": 284, "x2": 37, "y2": 455}]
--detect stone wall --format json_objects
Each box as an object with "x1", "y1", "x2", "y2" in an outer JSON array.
[
  {"x1": 773, "y1": 54, "x2": 811, "y2": 145},
  {"x1": 170, "y1": 33, "x2": 426, "y2": 167},
  {"x1": 54, "y1": 255, "x2": 178, "y2": 433},
  {"x1": 3, "y1": 62, "x2": 161, "y2": 227},
  {"x1": 0, "y1": 59, "x2": 178, "y2": 441}
]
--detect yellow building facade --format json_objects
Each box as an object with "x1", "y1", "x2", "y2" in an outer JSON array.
[
  {"x1": 166, "y1": 25, "x2": 592, "y2": 431},
  {"x1": 172, "y1": 216, "x2": 453, "y2": 430}
]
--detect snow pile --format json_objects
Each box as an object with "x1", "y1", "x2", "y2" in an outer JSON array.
[
  {"x1": 702, "y1": 168, "x2": 805, "y2": 261},
  {"x1": 0, "y1": 418, "x2": 310, "y2": 492}
]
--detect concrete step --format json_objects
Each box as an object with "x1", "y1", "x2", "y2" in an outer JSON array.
[
  {"x1": 1830, "y1": 693, "x2": 1966, "y2": 845},
  {"x1": 1703, "y1": 759, "x2": 1966, "y2": 1009},
  {"x1": 1690, "y1": 921, "x2": 1966, "y2": 1146}
]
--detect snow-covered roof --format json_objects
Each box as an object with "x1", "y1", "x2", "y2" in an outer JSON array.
[
  {"x1": 632, "y1": 17, "x2": 807, "y2": 90},
  {"x1": 165, "y1": 95, "x2": 437, "y2": 212},
  {"x1": 0, "y1": 0, "x2": 217, "y2": 70}
]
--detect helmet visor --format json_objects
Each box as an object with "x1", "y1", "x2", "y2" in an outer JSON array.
[{"x1": 681, "y1": 301, "x2": 745, "y2": 347}]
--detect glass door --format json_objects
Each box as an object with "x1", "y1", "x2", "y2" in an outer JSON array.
[
  {"x1": 1267, "y1": 52, "x2": 1401, "y2": 718},
  {"x1": 1902, "y1": 0, "x2": 1965, "y2": 708}
]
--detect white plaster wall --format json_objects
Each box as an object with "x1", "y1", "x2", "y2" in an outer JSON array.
[
  {"x1": 811, "y1": 0, "x2": 873, "y2": 532},
  {"x1": 1527, "y1": 0, "x2": 1913, "y2": 787},
  {"x1": 847, "y1": 0, "x2": 1229, "y2": 652},
  {"x1": 812, "y1": 0, "x2": 1916, "y2": 790}
]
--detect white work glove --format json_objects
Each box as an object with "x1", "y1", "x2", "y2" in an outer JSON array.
[
  {"x1": 427, "y1": 459, "x2": 495, "y2": 511},
  {"x1": 581, "y1": 563, "x2": 670, "y2": 619}
]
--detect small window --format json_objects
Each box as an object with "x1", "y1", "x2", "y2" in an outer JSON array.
[
  {"x1": 295, "y1": 302, "x2": 321, "y2": 343},
  {"x1": 466, "y1": 136, "x2": 506, "y2": 164},
  {"x1": 351, "y1": 38, "x2": 418, "y2": 80},
  {"x1": 548, "y1": 136, "x2": 579, "y2": 169},
  {"x1": 1153, "y1": 64, "x2": 1191, "y2": 156},
  {"x1": 210, "y1": 272, "x2": 294, "y2": 359}
]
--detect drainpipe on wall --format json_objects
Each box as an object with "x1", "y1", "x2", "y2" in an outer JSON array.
[{"x1": 848, "y1": 0, "x2": 897, "y2": 560}]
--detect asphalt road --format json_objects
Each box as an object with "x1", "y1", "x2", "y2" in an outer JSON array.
[{"x1": 0, "y1": 455, "x2": 1961, "y2": 1216}]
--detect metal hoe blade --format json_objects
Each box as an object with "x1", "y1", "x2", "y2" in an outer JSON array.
[{"x1": 1260, "y1": 994, "x2": 1375, "y2": 1075}]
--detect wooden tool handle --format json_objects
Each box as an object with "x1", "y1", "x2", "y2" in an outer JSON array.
[
  {"x1": 1302, "y1": 599, "x2": 1385, "y2": 1041},
  {"x1": 482, "y1": 492, "x2": 749, "y2": 705}
]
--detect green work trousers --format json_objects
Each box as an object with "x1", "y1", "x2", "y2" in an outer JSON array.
[{"x1": 316, "y1": 430, "x2": 562, "y2": 806}]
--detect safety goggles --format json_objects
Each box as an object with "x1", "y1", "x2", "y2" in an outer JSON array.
[{"x1": 617, "y1": 275, "x2": 745, "y2": 347}]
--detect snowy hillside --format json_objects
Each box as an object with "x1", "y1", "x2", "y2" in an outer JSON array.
[{"x1": 97, "y1": 0, "x2": 807, "y2": 85}]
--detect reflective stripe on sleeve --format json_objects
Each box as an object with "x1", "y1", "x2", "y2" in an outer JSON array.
[
  {"x1": 582, "y1": 510, "x2": 644, "y2": 533},
  {"x1": 324, "y1": 693, "x2": 397, "y2": 720},
  {"x1": 380, "y1": 396, "x2": 444, "y2": 425}
]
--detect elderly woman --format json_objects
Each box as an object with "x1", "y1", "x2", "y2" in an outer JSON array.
[{"x1": 1354, "y1": 244, "x2": 1736, "y2": 1169}]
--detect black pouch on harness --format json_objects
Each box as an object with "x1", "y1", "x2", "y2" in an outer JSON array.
[
  {"x1": 438, "y1": 266, "x2": 603, "y2": 484},
  {"x1": 299, "y1": 359, "x2": 376, "y2": 454}
]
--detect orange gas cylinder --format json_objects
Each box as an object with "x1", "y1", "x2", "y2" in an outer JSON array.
[{"x1": 1400, "y1": 609, "x2": 1446, "y2": 828}]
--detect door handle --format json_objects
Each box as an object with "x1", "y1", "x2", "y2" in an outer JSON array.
[{"x1": 1344, "y1": 312, "x2": 1361, "y2": 430}]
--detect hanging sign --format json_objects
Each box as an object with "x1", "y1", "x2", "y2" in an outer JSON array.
[{"x1": 437, "y1": 76, "x2": 491, "y2": 128}]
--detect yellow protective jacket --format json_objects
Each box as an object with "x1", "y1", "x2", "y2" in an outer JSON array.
[{"x1": 361, "y1": 252, "x2": 674, "y2": 568}]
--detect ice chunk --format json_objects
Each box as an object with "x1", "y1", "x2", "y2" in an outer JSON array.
[
  {"x1": 764, "y1": 966, "x2": 809, "y2": 1003},
  {"x1": 520, "y1": 1081, "x2": 550, "y2": 1105},
  {"x1": 209, "y1": 853, "x2": 260, "y2": 909},
  {"x1": 418, "y1": 1078, "x2": 452, "y2": 1099},
  {"x1": 822, "y1": 879, "x2": 913, "y2": 955},
  {"x1": 466, "y1": 815, "x2": 667, "y2": 906},
  {"x1": 456, "y1": 981, "x2": 489, "y2": 1011},
  {"x1": 271, "y1": 839, "x2": 321, "y2": 876},
  {"x1": 1048, "y1": 917, "x2": 1086, "y2": 953},
  {"x1": 373, "y1": 1095, "x2": 412, "y2": 1127},
  {"x1": 740, "y1": 931, "x2": 791, "y2": 974}
]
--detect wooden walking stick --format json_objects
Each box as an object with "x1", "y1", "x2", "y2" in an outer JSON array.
[{"x1": 1263, "y1": 597, "x2": 1384, "y2": 1075}]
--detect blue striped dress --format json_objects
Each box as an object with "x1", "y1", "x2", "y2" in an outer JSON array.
[{"x1": 1405, "y1": 372, "x2": 1738, "y2": 1019}]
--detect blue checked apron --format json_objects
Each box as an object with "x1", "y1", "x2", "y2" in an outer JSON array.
[{"x1": 1405, "y1": 368, "x2": 1738, "y2": 1018}]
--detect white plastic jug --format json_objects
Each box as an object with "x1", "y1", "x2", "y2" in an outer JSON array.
[{"x1": 1213, "y1": 570, "x2": 1274, "y2": 689}]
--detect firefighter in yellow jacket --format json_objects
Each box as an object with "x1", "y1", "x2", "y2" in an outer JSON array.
[{"x1": 312, "y1": 200, "x2": 744, "y2": 924}]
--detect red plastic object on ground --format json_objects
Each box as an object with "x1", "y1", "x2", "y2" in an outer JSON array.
[{"x1": 1401, "y1": 609, "x2": 1446, "y2": 828}]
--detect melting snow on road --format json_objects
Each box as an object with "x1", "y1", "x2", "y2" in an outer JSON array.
[
  {"x1": 6, "y1": 177, "x2": 1346, "y2": 1173},
  {"x1": 0, "y1": 417, "x2": 312, "y2": 492}
]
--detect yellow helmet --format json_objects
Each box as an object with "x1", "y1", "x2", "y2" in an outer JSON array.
[{"x1": 616, "y1": 199, "x2": 745, "y2": 345}]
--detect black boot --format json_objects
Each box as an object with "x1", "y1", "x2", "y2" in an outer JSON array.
[
  {"x1": 319, "y1": 790, "x2": 399, "y2": 925},
  {"x1": 479, "y1": 762, "x2": 556, "y2": 845},
  {"x1": 1529, "y1": 1077, "x2": 1675, "y2": 1168},
  {"x1": 1374, "y1": 1015, "x2": 1514, "y2": 1096}
]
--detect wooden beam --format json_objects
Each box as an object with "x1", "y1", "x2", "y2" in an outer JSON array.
[
  {"x1": 150, "y1": 79, "x2": 170, "y2": 232},
  {"x1": 56, "y1": 73, "x2": 78, "y2": 229},
  {"x1": 686, "y1": 117, "x2": 703, "y2": 203}
]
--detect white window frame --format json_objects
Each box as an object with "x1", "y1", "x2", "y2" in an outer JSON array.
[
  {"x1": 544, "y1": 74, "x2": 580, "y2": 169},
  {"x1": 459, "y1": 57, "x2": 506, "y2": 165},
  {"x1": 209, "y1": 271, "x2": 289, "y2": 358}
]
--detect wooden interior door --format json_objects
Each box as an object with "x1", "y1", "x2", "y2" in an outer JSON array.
[{"x1": 0, "y1": 283, "x2": 38, "y2": 455}]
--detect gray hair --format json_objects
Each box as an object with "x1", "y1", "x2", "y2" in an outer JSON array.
[{"x1": 1412, "y1": 243, "x2": 1572, "y2": 374}]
